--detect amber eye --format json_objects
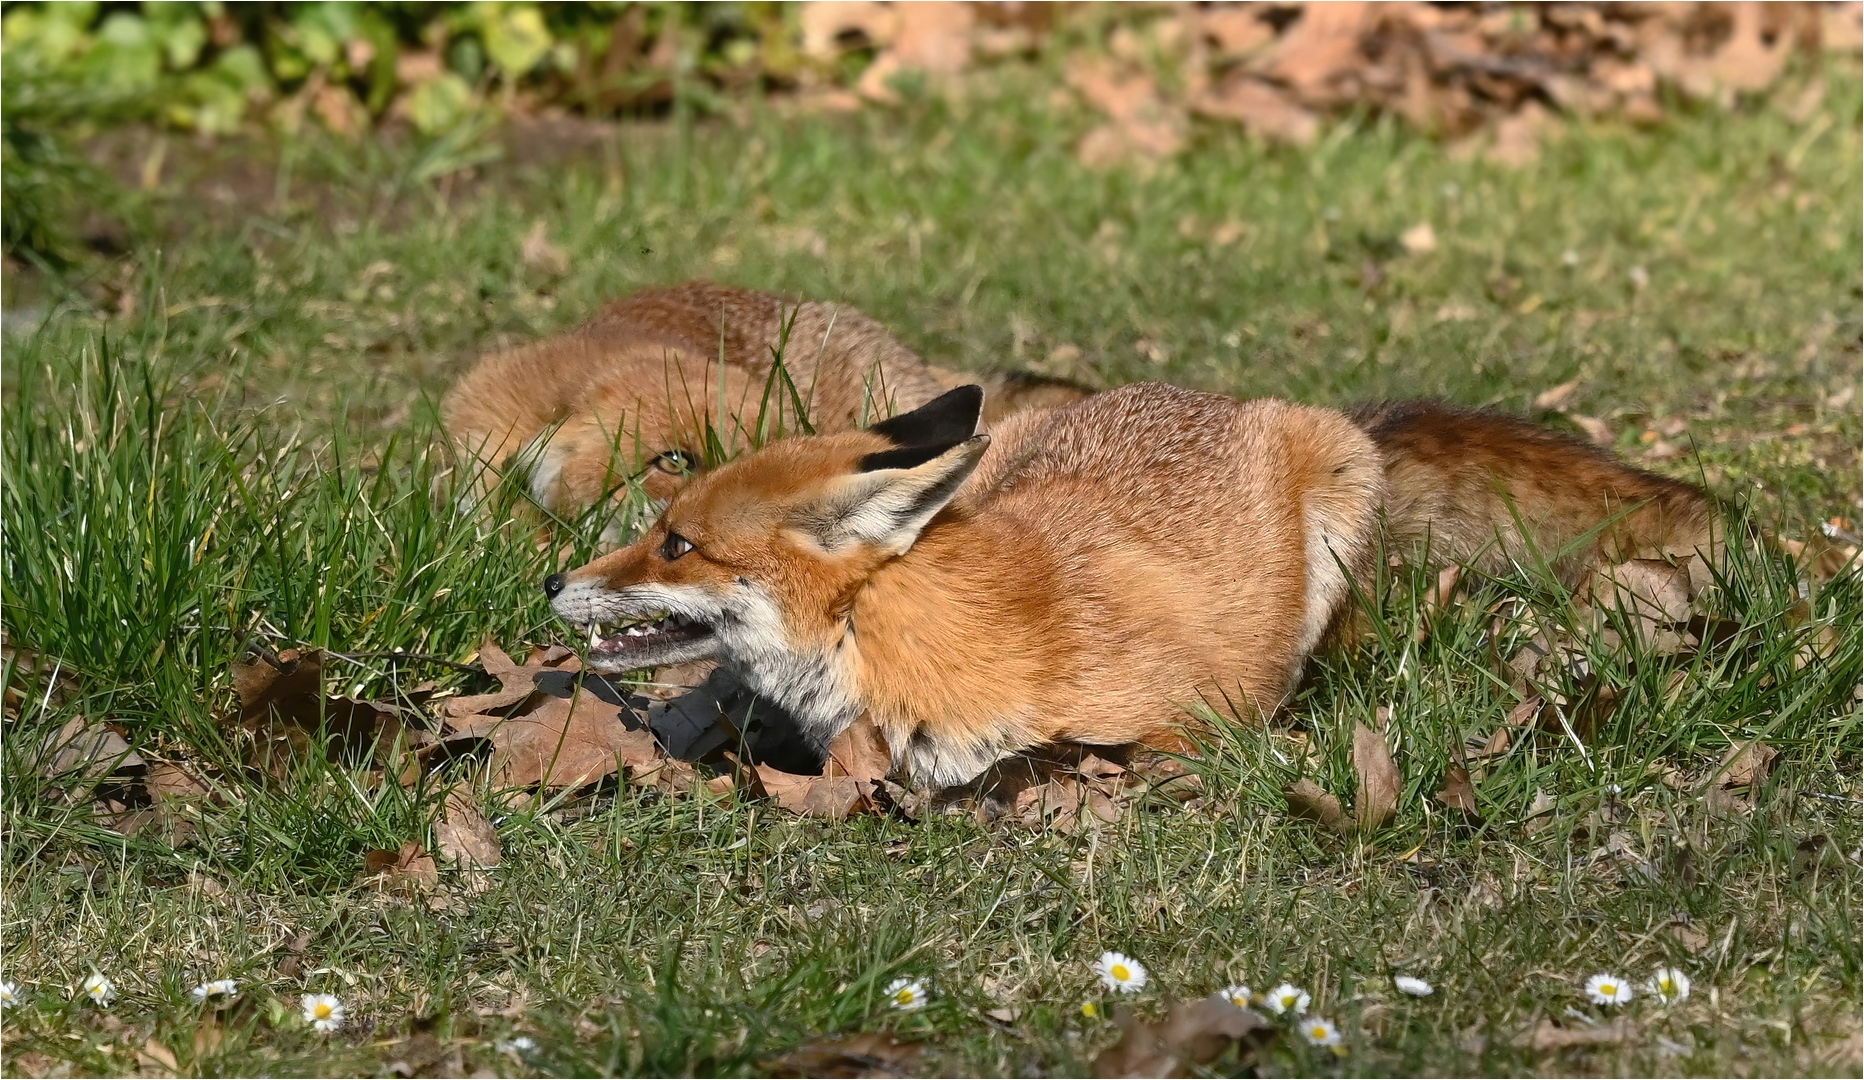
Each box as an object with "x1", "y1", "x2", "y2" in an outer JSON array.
[
  {"x1": 653, "y1": 449, "x2": 698, "y2": 474},
  {"x1": 661, "y1": 532, "x2": 695, "y2": 561}
]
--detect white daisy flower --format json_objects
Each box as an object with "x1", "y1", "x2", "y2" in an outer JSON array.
[
  {"x1": 1393, "y1": 975, "x2": 1434, "y2": 997},
  {"x1": 1219, "y1": 984, "x2": 1252, "y2": 1009},
  {"x1": 1647, "y1": 968, "x2": 1690, "y2": 1004},
  {"x1": 495, "y1": 1036, "x2": 536, "y2": 1054},
  {"x1": 1584, "y1": 973, "x2": 1634, "y2": 1006},
  {"x1": 191, "y1": 979, "x2": 238, "y2": 1002},
  {"x1": 301, "y1": 992, "x2": 345, "y2": 1032},
  {"x1": 884, "y1": 977, "x2": 928, "y2": 1010},
  {"x1": 1080, "y1": 1001, "x2": 1099, "y2": 1018},
  {"x1": 1, "y1": 981, "x2": 19, "y2": 1008},
  {"x1": 1300, "y1": 1015, "x2": 1342, "y2": 1047},
  {"x1": 1093, "y1": 952, "x2": 1147, "y2": 993},
  {"x1": 1264, "y1": 983, "x2": 1310, "y2": 1015},
  {"x1": 81, "y1": 973, "x2": 115, "y2": 1007}
]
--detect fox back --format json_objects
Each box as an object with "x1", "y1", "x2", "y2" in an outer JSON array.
[{"x1": 442, "y1": 282, "x2": 1089, "y2": 523}]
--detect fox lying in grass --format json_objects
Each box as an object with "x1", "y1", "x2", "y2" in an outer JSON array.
[
  {"x1": 442, "y1": 281, "x2": 1088, "y2": 532},
  {"x1": 543, "y1": 382, "x2": 1720, "y2": 786}
]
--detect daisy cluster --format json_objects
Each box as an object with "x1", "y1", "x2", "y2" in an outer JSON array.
[
  {"x1": 0, "y1": 972, "x2": 359, "y2": 1038},
  {"x1": 1584, "y1": 967, "x2": 1693, "y2": 1007},
  {"x1": 1088, "y1": 953, "x2": 1352, "y2": 1053},
  {"x1": 1065, "y1": 951, "x2": 1698, "y2": 1055}
]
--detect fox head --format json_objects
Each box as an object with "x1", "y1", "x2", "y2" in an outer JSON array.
[{"x1": 546, "y1": 385, "x2": 990, "y2": 740}]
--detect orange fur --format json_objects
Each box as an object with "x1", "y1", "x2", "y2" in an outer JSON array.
[
  {"x1": 441, "y1": 281, "x2": 1089, "y2": 518},
  {"x1": 551, "y1": 383, "x2": 1385, "y2": 785},
  {"x1": 1350, "y1": 400, "x2": 1720, "y2": 585}
]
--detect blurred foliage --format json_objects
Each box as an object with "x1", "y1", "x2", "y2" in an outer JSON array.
[
  {"x1": 0, "y1": 2, "x2": 811, "y2": 139},
  {"x1": 0, "y1": 1, "x2": 817, "y2": 263}
]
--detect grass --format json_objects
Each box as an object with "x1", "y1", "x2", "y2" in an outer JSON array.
[{"x1": 2, "y1": 65, "x2": 1860, "y2": 1076}]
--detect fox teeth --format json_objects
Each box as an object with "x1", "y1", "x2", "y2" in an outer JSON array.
[{"x1": 588, "y1": 624, "x2": 603, "y2": 649}]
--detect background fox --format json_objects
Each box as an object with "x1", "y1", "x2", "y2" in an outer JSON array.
[
  {"x1": 442, "y1": 281, "x2": 1090, "y2": 527},
  {"x1": 544, "y1": 380, "x2": 1725, "y2": 784}
]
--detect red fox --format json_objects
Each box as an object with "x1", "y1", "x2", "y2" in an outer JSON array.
[
  {"x1": 442, "y1": 281, "x2": 1089, "y2": 530},
  {"x1": 543, "y1": 382, "x2": 1723, "y2": 785}
]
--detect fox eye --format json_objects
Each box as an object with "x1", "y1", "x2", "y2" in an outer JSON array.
[
  {"x1": 653, "y1": 449, "x2": 698, "y2": 474},
  {"x1": 661, "y1": 532, "x2": 695, "y2": 561}
]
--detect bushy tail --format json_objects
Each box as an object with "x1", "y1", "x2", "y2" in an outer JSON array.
[{"x1": 1350, "y1": 400, "x2": 1721, "y2": 585}]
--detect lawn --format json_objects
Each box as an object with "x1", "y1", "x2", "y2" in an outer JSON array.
[{"x1": 2, "y1": 66, "x2": 1860, "y2": 1077}]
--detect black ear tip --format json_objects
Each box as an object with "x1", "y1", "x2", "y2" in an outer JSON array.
[{"x1": 868, "y1": 384, "x2": 986, "y2": 447}]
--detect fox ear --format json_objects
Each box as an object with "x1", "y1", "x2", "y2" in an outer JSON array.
[
  {"x1": 805, "y1": 435, "x2": 990, "y2": 554},
  {"x1": 867, "y1": 385, "x2": 984, "y2": 447}
]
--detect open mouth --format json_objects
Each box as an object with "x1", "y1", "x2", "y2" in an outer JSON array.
[{"x1": 582, "y1": 611, "x2": 718, "y2": 671}]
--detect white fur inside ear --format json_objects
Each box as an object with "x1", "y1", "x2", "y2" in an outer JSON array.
[{"x1": 812, "y1": 436, "x2": 989, "y2": 554}]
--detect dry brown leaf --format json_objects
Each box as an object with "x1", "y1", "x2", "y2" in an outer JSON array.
[
  {"x1": 312, "y1": 84, "x2": 365, "y2": 137},
  {"x1": 94, "y1": 797, "x2": 197, "y2": 845},
  {"x1": 766, "y1": 1031, "x2": 924, "y2": 1079},
  {"x1": 1199, "y1": 7, "x2": 1276, "y2": 56},
  {"x1": 435, "y1": 791, "x2": 502, "y2": 868},
  {"x1": 1523, "y1": 788, "x2": 1557, "y2": 835},
  {"x1": 1286, "y1": 778, "x2": 1351, "y2": 834},
  {"x1": 39, "y1": 716, "x2": 144, "y2": 784},
  {"x1": 482, "y1": 695, "x2": 660, "y2": 790},
  {"x1": 193, "y1": 1012, "x2": 225, "y2": 1058},
  {"x1": 1190, "y1": 76, "x2": 1320, "y2": 145},
  {"x1": 137, "y1": 1036, "x2": 179, "y2": 1075},
  {"x1": 1434, "y1": 766, "x2": 1479, "y2": 817},
  {"x1": 519, "y1": 221, "x2": 568, "y2": 276},
  {"x1": 231, "y1": 648, "x2": 419, "y2": 773},
  {"x1": 1518, "y1": 1015, "x2": 1637, "y2": 1051},
  {"x1": 1258, "y1": 2, "x2": 1373, "y2": 102},
  {"x1": 363, "y1": 841, "x2": 439, "y2": 892},
  {"x1": 754, "y1": 765, "x2": 867, "y2": 820},
  {"x1": 1704, "y1": 2, "x2": 1793, "y2": 94},
  {"x1": 1068, "y1": 56, "x2": 1187, "y2": 167},
  {"x1": 147, "y1": 760, "x2": 213, "y2": 801},
  {"x1": 1488, "y1": 100, "x2": 1551, "y2": 168},
  {"x1": 275, "y1": 929, "x2": 313, "y2": 979},
  {"x1": 824, "y1": 717, "x2": 892, "y2": 780},
  {"x1": 441, "y1": 641, "x2": 662, "y2": 791},
  {"x1": 1720, "y1": 740, "x2": 1778, "y2": 789},
  {"x1": 185, "y1": 870, "x2": 227, "y2": 899},
  {"x1": 439, "y1": 639, "x2": 552, "y2": 721},
  {"x1": 1671, "y1": 922, "x2": 1711, "y2": 951},
  {"x1": 1354, "y1": 722, "x2": 1401, "y2": 831},
  {"x1": 1593, "y1": 558, "x2": 1696, "y2": 628},
  {"x1": 888, "y1": 1, "x2": 974, "y2": 75},
  {"x1": 1777, "y1": 533, "x2": 1861, "y2": 583},
  {"x1": 799, "y1": 1, "x2": 896, "y2": 58},
  {"x1": 1093, "y1": 996, "x2": 1273, "y2": 1078}
]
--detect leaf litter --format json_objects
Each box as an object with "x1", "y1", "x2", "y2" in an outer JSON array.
[
  {"x1": 1093, "y1": 995, "x2": 1276, "y2": 1078},
  {"x1": 27, "y1": 495, "x2": 1849, "y2": 857},
  {"x1": 787, "y1": 3, "x2": 1854, "y2": 172}
]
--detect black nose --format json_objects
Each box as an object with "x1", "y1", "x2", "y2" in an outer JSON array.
[{"x1": 542, "y1": 573, "x2": 566, "y2": 598}]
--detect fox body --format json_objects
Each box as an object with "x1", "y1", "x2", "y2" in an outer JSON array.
[
  {"x1": 548, "y1": 383, "x2": 1389, "y2": 784},
  {"x1": 442, "y1": 281, "x2": 1088, "y2": 525},
  {"x1": 547, "y1": 383, "x2": 1722, "y2": 785}
]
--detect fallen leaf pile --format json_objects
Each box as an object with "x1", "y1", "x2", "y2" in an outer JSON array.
[{"x1": 798, "y1": 1, "x2": 1858, "y2": 169}]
